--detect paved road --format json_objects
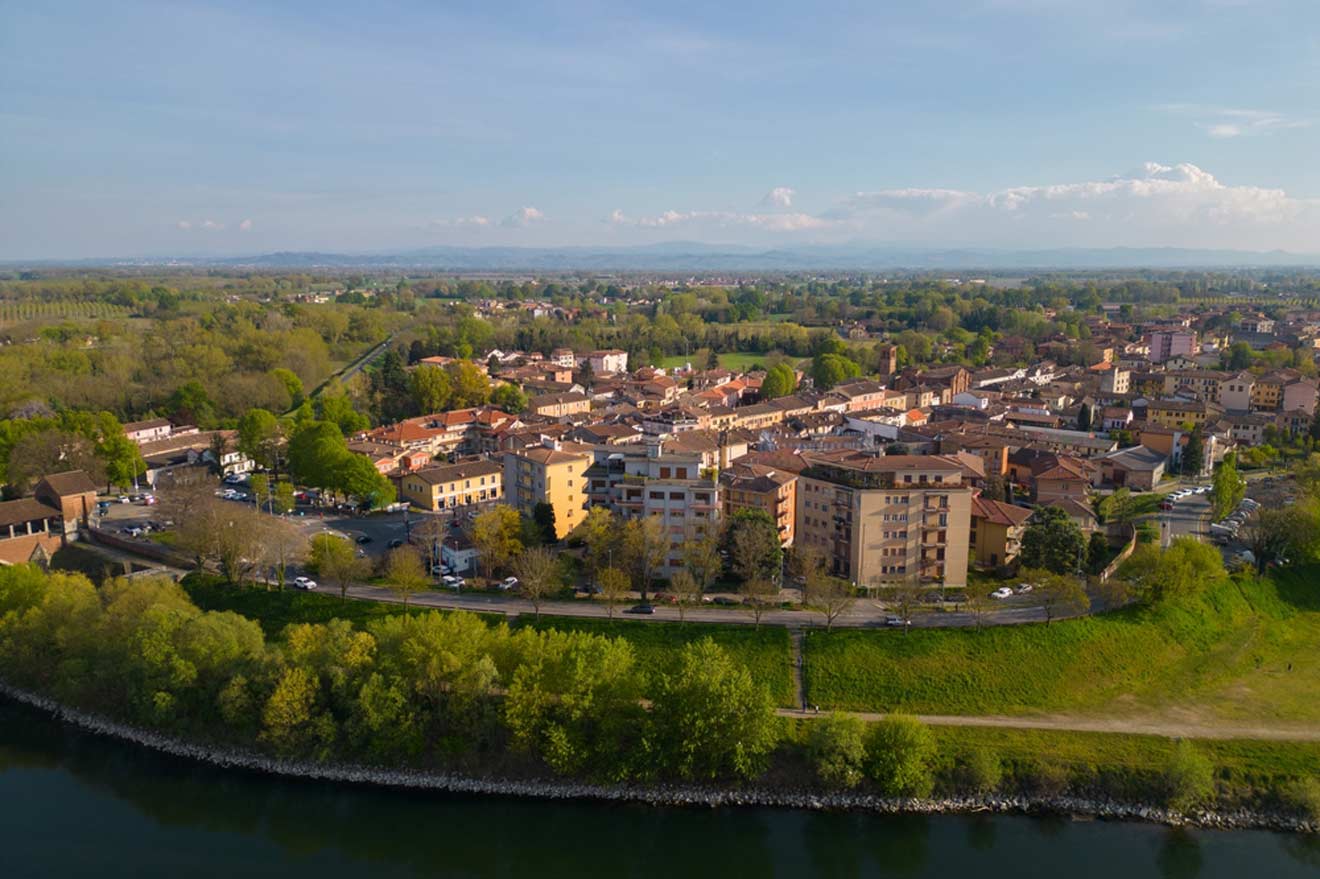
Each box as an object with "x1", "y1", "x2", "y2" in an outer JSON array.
[
  {"x1": 1160, "y1": 491, "x2": 1211, "y2": 546},
  {"x1": 776, "y1": 707, "x2": 1320, "y2": 742}
]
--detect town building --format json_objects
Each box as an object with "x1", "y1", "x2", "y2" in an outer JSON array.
[
  {"x1": 795, "y1": 451, "x2": 971, "y2": 589},
  {"x1": 503, "y1": 441, "x2": 592, "y2": 539},
  {"x1": 399, "y1": 459, "x2": 503, "y2": 511},
  {"x1": 968, "y1": 495, "x2": 1033, "y2": 569},
  {"x1": 720, "y1": 461, "x2": 798, "y2": 547}
]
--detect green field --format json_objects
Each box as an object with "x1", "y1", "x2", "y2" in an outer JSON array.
[
  {"x1": 655, "y1": 351, "x2": 773, "y2": 371},
  {"x1": 804, "y1": 566, "x2": 1320, "y2": 727},
  {"x1": 528, "y1": 616, "x2": 795, "y2": 706},
  {"x1": 183, "y1": 576, "x2": 442, "y2": 635}
]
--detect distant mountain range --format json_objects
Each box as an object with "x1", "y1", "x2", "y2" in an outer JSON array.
[{"x1": 15, "y1": 242, "x2": 1320, "y2": 272}]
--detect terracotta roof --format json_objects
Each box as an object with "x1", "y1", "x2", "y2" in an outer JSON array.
[
  {"x1": 37, "y1": 470, "x2": 98, "y2": 497},
  {"x1": 410, "y1": 459, "x2": 503, "y2": 484},
  {"x1": 970, "y1": 496, "x2": 1033, "y2": 527},
  {"x1": 0, "y1": 498, "x2": 59, "y2": 529}
]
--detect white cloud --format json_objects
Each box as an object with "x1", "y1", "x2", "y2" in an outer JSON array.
[
  {"x1": 827, "y1": 162, "x2": 1319, "y2": 248},
  {"x1": 431, "y1": 215, "x2": 491, "y2": 228},
  {"x1": 175, "y1": 220, "x2": 192, "y2": 230},
  {"x1": 1161, "y1": 103, "x2": 1310, "y2": 139},
  {"x1": 501, "y1": 206, "x2": 545, "y2": 228},
  {"x1": 238, "y1": 218, "x2": 253, "y2": 231},
  {"x1": 200, "y1": 219, "x2": 224, "y2": 230},
  {"x1": 610, "y1": 208, "x2": 832, "y2": 232},
  {"x1": 762, "y1": 186, "x2": 795, "y2": 208}
]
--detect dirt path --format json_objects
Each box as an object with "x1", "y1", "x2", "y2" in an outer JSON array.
[{"x1": 776, "y1": 708, "x2": 1320, "y2": 742}]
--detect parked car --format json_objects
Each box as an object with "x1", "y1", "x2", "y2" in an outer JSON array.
[
  {"x1": 1016, "y1": 583, "x2": 1035, "y2": 594},
  {"x1": 884, "y1": 615, "x2": 910, "y2": 627},
  {"x1": 990, "y1": 586, "x2": 1014, "y2": 600},
  {"x1": 498, "y1": 576, "x2": 519, "y2": 591},
  {"x1": 293, "y1": 577, "x2": 317, "y2": 590},
  {"x1": 142, "y1": 495, "x2": 157, "y2": 506},
  {"x1": 711, "y1": 596, "x2": 739, "y2": 606},
  {"x1": 625, "y1": 603, "x2": 656, "y2": 615},
  {"x1": 387, "y1": 538, "x2": 404, "y2": 549},
  {"x1": 441, "y1": 575, "x2": 465, "y2": 589},
  {"x1": 355, "y1": 534, "x2": 373, "y2": 545}
]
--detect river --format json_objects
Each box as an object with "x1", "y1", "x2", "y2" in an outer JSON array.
[{"x1": 2, "y1": 700, "x2": 1318, "y2": 878}]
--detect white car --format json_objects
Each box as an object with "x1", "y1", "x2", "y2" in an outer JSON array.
[
  {"x1": 441, "y1": 575, "x2": 465, "y2": 589},
  {"x1": 1016, "y1": 583, "x2": 1035, "y2": 594},
  {"x1": 499, "y1": 576, "x2": 519, "y2": 591},
  {"x1": 293, "y1": 576, "x2": 317, "y2": 591},
  {"x1": 990, "y1": 586, "x2": 1014, "y2": 600}
]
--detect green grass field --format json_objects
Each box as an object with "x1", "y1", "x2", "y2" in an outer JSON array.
[
  {"x1": 183, "y1": 576, "x2": 441, "y2": 636},
  {"x1": 804, "y1": 566, "x2": 1320, "y2": 727},
  {"x1": 655, "y1": 351, "x2": 772, "y2": 371}
]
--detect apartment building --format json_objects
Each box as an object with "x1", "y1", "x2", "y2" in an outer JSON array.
[
  {"x1": 585, "y1": 444, "x2": 720, "y2": 567},
  {"x1": 968, "y1": 495, "x2": 1033, "y2": 569},
  {"x1": 587, "y1": 349, "x2": 629, "y2": 375},
  {"x1": 720, "y1": 461, "x2": 797, "y2": 547},
  {"x1": 1146, "y1": 330, "x2": 1198, "y2": 364},
  {"x1": 795, "y1": 451, "x2": 971, "y2": 589},
  {"x1": 502, "y1": 441, "x2": 592, "y2": 539},
  {"x1": 399, "y1": 459, "x2": 503, "y2": 512},
  {"x1": 526, "y1": 392, "x2": 591, "y2": 419}
]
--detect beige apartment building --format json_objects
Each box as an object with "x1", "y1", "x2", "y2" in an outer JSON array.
[
  {"x1": 503, "y1": 442, "x2": 591, "y2": 539},
  {"x1": 795, "y1": 451, "x2": 971, "y2": 589},
  {"x1": 720, "y1": 461, "x2": 797, "y2": 547}
]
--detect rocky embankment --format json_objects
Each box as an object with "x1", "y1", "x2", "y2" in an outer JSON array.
[{"x1": 1, "y1": 682, "x2": 1312, "y2": 833}]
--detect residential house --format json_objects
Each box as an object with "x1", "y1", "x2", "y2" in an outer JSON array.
[
  {"x1": 968, "y1": 495, "x2": 1033, "y2": 569},
  {"x1": 400, "y1": 459, "x2": 503, "y2": 511}
]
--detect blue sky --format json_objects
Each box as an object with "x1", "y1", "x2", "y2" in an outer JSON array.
[{"x1": 3, "y1": 0, "x2": 1319, "y2": 258}]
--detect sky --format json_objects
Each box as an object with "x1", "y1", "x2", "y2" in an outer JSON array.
[{"x1": 3, "y1": 0, "x2": 1320, "y2": 259}]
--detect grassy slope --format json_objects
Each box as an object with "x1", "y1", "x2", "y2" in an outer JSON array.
[
  {"x1": 805, "y1": 566, "x2": 1320, "y2": 725},
  {"x1": 184, "y1": 577, "x2": 794, "y2": 705}
]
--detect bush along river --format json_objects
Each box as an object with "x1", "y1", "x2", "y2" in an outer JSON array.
[{"x1": 3, "y1": 697, "x2": 1320, "y2": 879}]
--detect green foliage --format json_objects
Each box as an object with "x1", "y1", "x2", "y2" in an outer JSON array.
[
  {"x1": 1120, "y1": 537, "x2": 1225, "y2": 604},
  {"x1": 809, "y1": 352, "x2": 861, "y2": 390},
  {"x1": 722, "y1": 508, "x2": 784, "y2": 583},
  {"x1": 760, "y1": 362, "x2": 797, "y2": 399},
  {"x1": 1019, "y1": 506, "x2": 1086, "y2": 574},
  {"x1": 953, "y1": 746, "x2": 1003, "y2": 794},
  {"x1": 1162, "y1": 740, "x2": 1215, "y2": 812},
  {"x1": 807, "y1": 712, "x2": 868, "y2": 788},
  {"x1": 1211, "y1": 452, "x2": 1246, "y2": 520},
  {"x1": 865, "y1": 715, "x2": 936, "y2": 797},
  {"x1": 490, "y1": 383, "x2": 528, "y2": 414},
  {"x1": 650, "y1": 638, "x2": 779, "y2": 780}
]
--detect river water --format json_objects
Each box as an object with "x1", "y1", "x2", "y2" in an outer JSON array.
[{"x1": 2, "y1": 700, "x2": 1318, "y2": 879}]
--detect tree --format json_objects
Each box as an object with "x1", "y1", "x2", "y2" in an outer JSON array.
[
  {"x1": 273, "y1": 480, "x2": 296, "y2": 515},
  {"x1": 807, "y1": 713, "x2": 868, "y2": 788},
  {"x1": 1162, "y1": 740, "x2": 1215, "y2": 813},
  {"x1": 650, "y1": 638, "x2": 778, "y2": 780},
  {"x1": 410, "y1": 364, "x2": 452, "y2": 413},
  {"x1": 512, "y1": 546, "x2": 560, "y2": 620},
  {"x1": 621, "y1": 515, "x2": 667, "y2": 602},
  {"x1": 597, "y1": 566, "x2": 630, "y2": 620},
  {"x1": 169, "y1": 380, "x2": 215, "y2": 427},
  {"x1": 470, "y1": 506, "x2": 523, "y2": 577},
  {"x1": 682, "y1": 534, "x2": 723, "y2": 594},
  {"x1": 723, "y1": 508, "x2": 783, "y2": 584},
  {"x1": 741, "y1": 577, "x2": 778, "y2": 628},
  {"x1": 262, "y1": 516, "x2": 307, "y2": 589},
  {"x1": 1086, "y1": 531, "x2": 1110, "y2": 574},
  {"x1": 799, "y1": 547, "x2": 854, "y2": 631},
  {"x1": 5, "y1": 429, "x2": 105, "y2": 493},
  {"x1": 1225, "y1": 341, "x2": 1254, "y2": 371},
  {"x1": 963, "y1": 577, "x2": 995, "y2": 629},
  {"x1": 574, "y1": 506, "x2": 618, "y2": 580},
  {"x1": 1211, "y1": 452, "x2": 1246, "y2": 520},
  {"x1": 1029, "y1": 569, "x2": 1090, "y2": 624},
  {"x1": 384, "y1": 546, "x2": 429, "y2": 607},
  {"x1": 865, "y1": 715, "x2": 936, "y2": 797},
  {"x1": 445, "y1": 360, "x2": 492, "y2": 408},
  {"x1": 981, "y1": 473, "x2": 1007, "y2": 503},
  {"x1": 1076, "y1": 402, "x2": 1093, "y2": 431},
  {"x1": 532, "y1": 502, "x2": 558, "y2": 545},
  {"x1": 1182, "y1": 431, "x2": 1205, "y2": 477},
  {"x1": 236, "y1": 408, "x2": 283, "y2": 473},
  {"x1": 668, "y1": 569, "x2": 701, "y2": 622},
  {"x1": 1019, "y1": 506, "x2": 1086, "y2": 574},
  {"x1": 249, "y1": 473, "x2": 272, "y2": 513},
  {"x1": 761, "y1": 363, "x2": 797, "y2": 400},
  {"x1": 810, "y1": 352, "x2": 861, "y2": 390},
  {"x1": 490, "y1": 383, "x2": 528, "y2": 414},
  {"x1": 308, "y1": 533, "x2": 368, "y2": 601},
  {"x1": 882, "y1": 580, "x2": 923, "y2": 634}
]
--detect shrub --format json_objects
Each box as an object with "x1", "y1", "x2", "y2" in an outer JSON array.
[
  {"x1": 1162, "y1": 740, "x2": 1215, "y2": 812},
  {"x1": 806, "y1": 713, "x2": 868, "y2": 788},
  {"x1": 955, "y1": 747, "x2": 1003, "y2": 795},
  {"x1": 865, "y1": 715, "x2": 935, "y2": 797},
  {"x1": 1283, "y1": 777, "x2": 1320, "y2": 822}
]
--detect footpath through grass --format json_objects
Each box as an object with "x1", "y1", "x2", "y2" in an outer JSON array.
[
  {"x1": 183, "y1": 576, "x2": 795, "y2": 706},
  {"x1": 804, "y1": 566, "x2": 1320, "y2": 725}
]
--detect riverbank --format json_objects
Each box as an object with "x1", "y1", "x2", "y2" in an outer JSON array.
[{"x1": 2, "y1": 682, "x2": 1312, "y2": 834}]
